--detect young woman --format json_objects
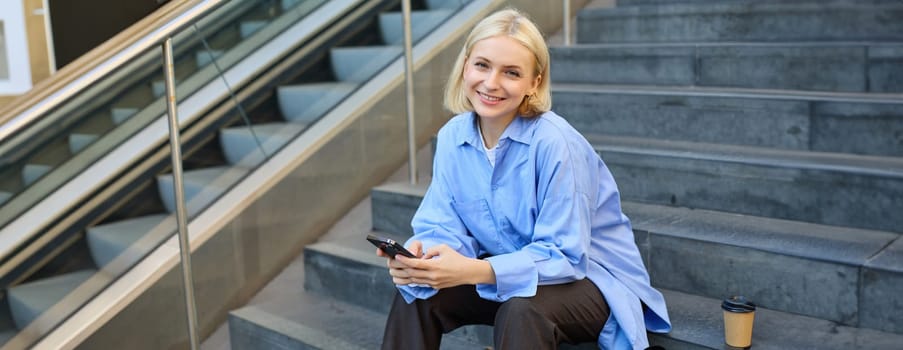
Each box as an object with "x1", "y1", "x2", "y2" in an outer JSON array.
[{"x1": 376, "y1": 8, "x2": 671, "y2": 350}]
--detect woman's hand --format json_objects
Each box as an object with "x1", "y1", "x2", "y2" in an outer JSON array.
[
  {"x1": 392, "y1": 244, "x2": 495, "y2": 289},
  {"x1": 378, "y1": 240, "x2": 424, "y2": 286}
]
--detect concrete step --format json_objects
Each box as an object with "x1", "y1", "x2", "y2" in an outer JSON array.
[
  {"x1": 219, "y1": 122, "x2": 307, "y2": 167},
  {"x1": 86, "y1": 214, "x2": 170, "y2": 268},
  {"x1": 7, "y1": 269, "x2": 96, "y2": 330},
  {"x1": 304, "y1": 233, "x2": 407, "y2": 315},
  {"x1": 229, "y1": 258, "x2": 488, "y2": 350},
  {"x1": 551, "y1": 84, "x2": 903, "y2": 156},
  {"x1": 0, "y1": 191, "x2": 11, "y2": 206},
  {"x1": 861, "y1": 236, "x2": 903, "y2": 334},
  {"x1": 550, "y1": 43, "x2": 903, "y2": 92},
  {"x1": 652, "y1": 289, "x2": 903, "y2": 350},
  {"x1": 276, "y1": 82, "x2": 356, "y2": 123},
  {"x1": 378, "y1": 10, "x2": 453, "y2": 45},
  {"x1": 370, "y1": 182, "x2": 428, "y2": 236},
  {"x1": 330, "y1": 46, "x2": 403, "y2": 83},
  {"x1": 577, "y1": 2, "x2": 903, "y2": 43},
  {"x1": 588, "y1": 135, "x2": 903, "y2": 233},
  {"x1": 304, "y1": 237, "x2": 531, "y2": 347},
  {"x1": 366, "y1": 183, "x2": 903, "y2": 329},
  {"x1": 156, "y1": 166, "x2": 250, "y2": 216}
]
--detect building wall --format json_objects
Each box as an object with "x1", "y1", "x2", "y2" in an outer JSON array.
[
  {"x1": 0, "y1": 0, "x2": 53, "y2": 107},
  {"x1": 0, "y1": 0, "x2": 160, "y2": 109},
  {"x1": 48, "y1": 0, "x2": 160, "y2": 69}
]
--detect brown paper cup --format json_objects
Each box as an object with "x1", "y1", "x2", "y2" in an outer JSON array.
[{"x1": 722, "y1": 296, "x2": 756, "y2": 348}]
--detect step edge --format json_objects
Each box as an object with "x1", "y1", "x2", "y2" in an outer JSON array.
[
  {"x1": 587, "y1": 134, "x2": 903, "y2": 178},
  {"x1": 552, "y1": 83, "x2": 903, "y2": 105}
]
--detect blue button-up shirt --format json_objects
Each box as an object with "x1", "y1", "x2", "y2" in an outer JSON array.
[{"x1": 398, "y1": 111, "x2": 671, "y2": 349}]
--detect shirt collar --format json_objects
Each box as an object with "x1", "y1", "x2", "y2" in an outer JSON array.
[{"x1": 458, "y1": 112, "x2": 534, "y2": 147}]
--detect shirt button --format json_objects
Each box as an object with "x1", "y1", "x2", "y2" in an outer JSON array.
[{"x1": 491, "y1": 185, "x2": 498, "y2": 190}]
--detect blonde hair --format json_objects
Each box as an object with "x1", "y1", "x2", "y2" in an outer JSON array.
[{"x1": 444, "y1": 8, "x2": 551, "y2": 117}]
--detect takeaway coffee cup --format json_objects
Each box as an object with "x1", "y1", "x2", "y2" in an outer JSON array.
[{"x1": 722, "y1": 296, "x2": 756, "y2": 348}]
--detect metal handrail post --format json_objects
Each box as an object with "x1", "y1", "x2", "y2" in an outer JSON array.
[
  {"x1": 402, "y1": 0, "x2": 417, "y2": 185},
  {"x1": 162, "y1": 38, "x2": 201, "y2": 350},
  {"x1": 564, "y1": 0, "x2": 572, "y2": 46}
]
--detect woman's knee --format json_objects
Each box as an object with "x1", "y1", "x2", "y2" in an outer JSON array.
[{"x1": 496, "y1": 297, "x2": 545, "y2": 323}]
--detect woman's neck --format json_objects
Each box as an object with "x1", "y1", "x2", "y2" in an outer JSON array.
[{"x1": 478, "y1": 114, "x2": 515, "y2": 149}]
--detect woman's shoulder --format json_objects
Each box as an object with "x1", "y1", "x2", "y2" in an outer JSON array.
[
  {"x1": 437, "y1": 112, "x2": 474, "y2": 137},
  {"x1": 530, "y1": 111, "x2": 584, "y2": 145}
]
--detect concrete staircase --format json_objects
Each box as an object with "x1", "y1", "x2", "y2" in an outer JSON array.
[
  {"x1": 228, "y1": 0, "x2": 903, "y2": 349},
  {"x1": 557, "y1": 0, "x2": 903, "y2": 347}
]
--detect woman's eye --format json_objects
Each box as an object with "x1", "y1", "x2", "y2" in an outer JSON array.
[
  {"x1": 475, "y1": 62, "x2": 489, "y2": 69},
  {"x1": 505, "y1": 70, "x2": 521, "y2": 78}
]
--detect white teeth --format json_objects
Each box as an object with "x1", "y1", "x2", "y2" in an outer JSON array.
[{"x1": 479, "y1": 92, "x2": 501, "y2": 101}]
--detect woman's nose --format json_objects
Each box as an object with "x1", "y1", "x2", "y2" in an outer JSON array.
[{"x1": 482, "y1": 71, "x2": 501, "y2": 89}]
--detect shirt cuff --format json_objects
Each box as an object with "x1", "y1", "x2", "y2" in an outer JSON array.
[
  {"x1": 477, "y1": 250, "x2": 538, "y2": 302},
  {"x1": 397, "y1": 283, "x2": 438, "y2": 303}
]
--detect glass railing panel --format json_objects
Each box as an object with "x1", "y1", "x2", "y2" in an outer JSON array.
[
  {"x1": 0, "y1": 0, "x2": 327, "y2": 347},
  {"x1": 0, "y1": 0, "x2": 323, "y2": 232}
]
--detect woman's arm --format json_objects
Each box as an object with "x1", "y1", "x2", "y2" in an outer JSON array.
[{"x1": 477, "y1": 132, "x2": 596, "y2": 301}]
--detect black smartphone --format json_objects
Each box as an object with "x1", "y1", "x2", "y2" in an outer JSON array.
[{"x1": 367, "y1": 234, "x2": 416, "y2": 258}]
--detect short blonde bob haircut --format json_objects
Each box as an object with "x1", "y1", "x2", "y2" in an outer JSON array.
[{"x1": 444, "y1": 8, "x2": 551, "y2": 117}]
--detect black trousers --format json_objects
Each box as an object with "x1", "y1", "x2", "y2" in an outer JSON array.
[{"x1": 381, "y1": 279, "x2": 610, "y2": 350}]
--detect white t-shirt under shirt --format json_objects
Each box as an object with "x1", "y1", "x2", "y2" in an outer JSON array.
[{"x1": 477, "y1": 122, "x2": 498, "y2": 167}]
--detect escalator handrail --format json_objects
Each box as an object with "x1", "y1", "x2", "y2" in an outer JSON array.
[{"x1": 0, "y1": 0, "x2": 229, "y2": 144}]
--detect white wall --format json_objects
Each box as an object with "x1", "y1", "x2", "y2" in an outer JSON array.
[{"x1": 0, "y1": 0, "x2": 32, "y2": 94}]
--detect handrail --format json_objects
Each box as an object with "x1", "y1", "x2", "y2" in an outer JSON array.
[
  {"x1": 402, "y1": 0, "x2": 417, "y2": 185},
  {"x1": 0, "y1": 0, "x2": 229, "y2": 143}
]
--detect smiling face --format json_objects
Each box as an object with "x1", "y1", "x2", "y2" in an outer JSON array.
[{"x1": 463, "y1": 35, "x2": 541, "y2": 125}]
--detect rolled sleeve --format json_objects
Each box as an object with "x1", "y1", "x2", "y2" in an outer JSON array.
[
  {"x1": 397, "y1": 284, "x2": 439, "y2": 303},
  {"x1": 477, "y1": 250, "x2": 538, "y2": 301}
]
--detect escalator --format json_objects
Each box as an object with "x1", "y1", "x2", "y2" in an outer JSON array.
[{"x1": 0, "y1": 0, "x2": 471, "y2": 347}]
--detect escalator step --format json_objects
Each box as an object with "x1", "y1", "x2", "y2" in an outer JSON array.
[
  {"x1": 220, "y1": 122, "x2": 307, "y2": 167},
  {"x1": 425, "y1": 0, "x2": 469, "y2": 9},
  {"x1": 68, "y1": 133, "x2": 99, "y2": 154},
  {"x1": 156, "y1": 166, "x2": 250, "y2": 215},
  {"x1": 276, "y1": 82, "x2": 356, "y2": 123},
  {"x1": 330, "y1": 46, "x2": 403, "y2": 83},
  {"x1": 240, "y1": 20, "x2": 268, "y2": 38},
  {"x1": 7, "y1": 269, "x2": 98, "y2": 330},
  {"x1": 196, "y1": 49, "x2": 225, "y2": 68},
  {"x1": 378, "y1": 10, "x2": 452, "y2": 45},
  {"x1": 86, "y1": 214, "x2": 170, "y2": 268},
  {"x1": 151, "y1": 80, "x2": 166, "y2": 99},
  {"x1": 281, "y1": 0, "x2": 301, "y2": 11},
  {"x1": 21, "y1": 164, "x2": 51, "y2": 187},
  {"x1": 111, "y1": 108, "x2": 139, "y2": 125}
]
